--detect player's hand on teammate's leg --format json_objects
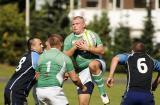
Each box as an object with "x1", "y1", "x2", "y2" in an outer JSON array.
[{"x1": 82, "y1": 85, "x2": 87, "y2": 92}]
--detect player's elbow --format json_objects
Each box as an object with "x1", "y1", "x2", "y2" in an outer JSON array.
[
  {"x1": 71, "y1": 76, "x2": 79, "y2": 82},
  {"x1": 98, "y1": 46, "x2": 105, "y2": 55},
  {"x1": 98, "y1": 48, "x2": 105, "y2": 55},
  {"x1": 100, "y1": 50, "x2": 105, "y2": 55}
]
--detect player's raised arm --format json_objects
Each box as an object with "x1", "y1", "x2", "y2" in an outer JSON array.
[
  {"x1": 106, "y1": 54, "x2": 128, "y2": 88},
  {"x1": 77, "y1": 42, "x2": 105, "y2": 55},
  {"x1": 63, "y1": 39, "x2": 77, "y2": 57}
]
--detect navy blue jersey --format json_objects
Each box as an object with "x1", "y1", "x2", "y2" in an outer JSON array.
[
  {"x1": 117, "y1": 53, "x2": 160, "y2": 91},
  {"x1": 5, "y1": 51, "x2": 40, "y2": 96}
]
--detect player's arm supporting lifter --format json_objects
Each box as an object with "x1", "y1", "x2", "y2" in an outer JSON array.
[
  {"x1": 68, "y1": 70, "x2": 87, "y2": 92},
  {"x1": 106, "y1": 56, "x2": 120, "y2": 88}
]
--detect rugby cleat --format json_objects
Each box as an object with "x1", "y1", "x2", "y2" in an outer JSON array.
[{"x1": 101, "y1": 94, "x2": 110, "y2": 104}]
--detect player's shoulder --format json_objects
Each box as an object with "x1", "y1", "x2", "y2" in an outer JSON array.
[
  {"x1": 60, "y1": 52, "x2": 71, "y2": 61},
  {"x1": 117, "y1": 53, "x2": 130, "y2": 59},
  {"x1": 66, "y1": 33, "x2": 74, "y2": 38},
  {"x1": 86, "y1": 29, "x2": 97, "y2": 34}
]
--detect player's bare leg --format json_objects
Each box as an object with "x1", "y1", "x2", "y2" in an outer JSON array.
[{"x1": 78, "y1": 94, "x2": 91, "y2": 105}]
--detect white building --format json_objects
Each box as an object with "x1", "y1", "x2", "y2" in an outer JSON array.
[{"x1": 69, "y1": 0, "x2": 160, "y2": 44}]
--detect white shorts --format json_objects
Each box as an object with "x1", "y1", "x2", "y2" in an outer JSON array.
[
  {"x1": 79, "y1": 67, "x2": 92, "y2": 85},
  {"x1": 36, "y1": 86, "x2": 69, "y2": 105},
  {"x1": 96, "y1": 59, "x2": 106, "y2": 72},
  {"x1": 78, "y1": 59, "x2": 106, "y2": 85}
]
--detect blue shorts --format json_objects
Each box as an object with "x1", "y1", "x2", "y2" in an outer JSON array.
[
  {"x1": 121, "y1": 90, "x2": 155, "y2": 105},
  {"x1": 77, "y1": 81, "x2": 94, "y2": 94},
  {"x1": 4, "y1": 88, "x2": 27, "y2": 105}
]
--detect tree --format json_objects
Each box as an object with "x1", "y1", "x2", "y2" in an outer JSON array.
[
  {"x1": 30, "y1": 0, "x2": 70, "y2": 40},
  {"x1": 0, "y1": 4, "x2": 26, "y2": 65},
  {"x1": 113, "y1": 26, "x2": 132, "y2": 54},
  {"x1": 140, "y1": 1, "x2": 154, "y2": 55},
  {"x1": 87, "y1": 12, "x2": 111, "y2": 47},
  {"x1": 0, "y1": 0, "x2": 26, "y2": 12}
]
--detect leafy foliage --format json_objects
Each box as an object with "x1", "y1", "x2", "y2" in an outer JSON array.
[
  {"x1": 140, "y1": 7, "x2": 154, "y2": 55},
  {"x1": 0, "y1": 4, "x2": 26, "y2": 65},
  {"x1": 30, "y1": 0, "x2": 70, "y2": 40},
  {"x1": 87, "y1": 12, "x2": 111, "y2": 47},
  {"x1": 113, "y1": 26, "x2": 132, "y2": 54}
]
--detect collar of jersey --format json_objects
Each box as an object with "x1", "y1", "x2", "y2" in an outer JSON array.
[
  {"x1": 74, "y1": 29, "x2": 87, "y2": 37},
  {"x1": 31, "y1": 50, "x2": 39, "y2": 54},
  {"x1": 50, "y1": 48, "x2": 57, "y2": 50}
]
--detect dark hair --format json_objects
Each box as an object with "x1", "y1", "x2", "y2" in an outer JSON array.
[
  {"x1": 27, "y1": 37, "x2": 35, "y2": 51},
  {"x1": 47, "y1": 34, "x2": 63, "y2": 47},
  {"x1": 132, "y1": 42, "x2": 145, "y2": 53}
]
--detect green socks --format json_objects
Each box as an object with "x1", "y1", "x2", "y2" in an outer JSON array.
[{"x1": 92, "y1": 71, "x2": 106, "y2": 95}]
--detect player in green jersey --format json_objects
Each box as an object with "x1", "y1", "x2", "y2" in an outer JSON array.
[
  {"x1": 63, "y1": 16, "x2": 109, "y2": 105},
  {"x1": 35, "y1": 34, "x2": 87, "y2": 105}
]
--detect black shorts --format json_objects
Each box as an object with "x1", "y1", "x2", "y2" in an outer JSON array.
[
  {"x1": 4, "y1": 88, "x2": 27, "y2": 105},
  {"x1": 77, "y1": 81, "x2": 94, "y2": 95}
]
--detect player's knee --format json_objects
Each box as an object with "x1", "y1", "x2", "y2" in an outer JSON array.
[{"x1": 89, "y1": 60, "x2": 100, "y2": 74}]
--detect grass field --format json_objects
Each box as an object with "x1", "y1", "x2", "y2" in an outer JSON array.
[{"x1": 0, "y1": 64, "x2": 160, "y2": 105}]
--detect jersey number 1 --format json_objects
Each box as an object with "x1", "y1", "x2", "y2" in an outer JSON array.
[
  {"x1": 46, "y1": 61, "x2": 51, "y2": 72},
  {"x1": 137, "y1": 58, "x2": 148, "y2": 73}
]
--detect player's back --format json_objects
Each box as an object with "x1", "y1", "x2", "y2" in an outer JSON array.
[
  {"x1": 127, "y1": 53, "x2": 154, "y2": 91},
  {"x1": 5, "y1": 51, "x2": 36, "y2": 92},
  {"x1": 37, "y1": 48, "x2": 69, "y2": 87}
]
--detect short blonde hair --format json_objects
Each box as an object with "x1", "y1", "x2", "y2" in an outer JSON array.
[{"x1": 72, "y1": 16, "x2": 85, "y2": 23}]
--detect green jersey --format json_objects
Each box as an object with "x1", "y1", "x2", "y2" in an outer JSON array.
[
  {"x1": 63, "y1": 29, "x2": 103, "y2": 72},
  {"x1": 36, "y1": 48, "x2": 74, "y2": 87}
]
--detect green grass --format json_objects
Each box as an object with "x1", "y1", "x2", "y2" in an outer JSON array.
[
  {"x1": 1, "y1": 64, "x2": 160, "y2": 105},
  {"x1": 0, "y1": 64, "x2": 15, "y2": 77}
]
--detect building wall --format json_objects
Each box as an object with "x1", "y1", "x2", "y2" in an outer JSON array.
[{"x1": 69, "y1": 0, "x2": 160, "y2": 43}]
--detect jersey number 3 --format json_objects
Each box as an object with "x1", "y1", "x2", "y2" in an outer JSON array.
[{"x1": 137, "y1": 58, "x2": 148, "y2": 74}]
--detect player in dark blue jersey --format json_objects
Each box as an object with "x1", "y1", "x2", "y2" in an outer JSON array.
[
  {"x1": 106, "y1": 42, "x2": 160, "y2": 105},
  {"x1": 4, "y1": 38, "x2": 43, "y2": 105}
]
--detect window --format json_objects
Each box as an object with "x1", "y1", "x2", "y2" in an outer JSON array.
[
  {"x1": 159, "y1": 0, "x2": 160, "y2": 8},
  {"x1": 134, "y1": 0, "x2": 146, "y2": 8},
  {"x1": 86, "y1": 0, "x2": 98, "y2": 7},
  {"x1": 116, "y1": 0, "x2": 121, "y2": 8}
]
